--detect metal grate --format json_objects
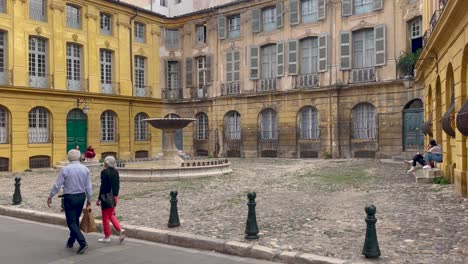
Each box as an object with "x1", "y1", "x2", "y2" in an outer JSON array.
[
  {"x1": 0, "y1": 157, "x2": 8, "y2": 171},
  {"x1": 261, "y1": 150, "x2": 277, "y2": 158},
  {"x1": 29, "y1": 155, "x2": 50, "y2": 169},
  {"x1": 226, "y1": 150, "x2": 241, "y2": 158},
  {"x1": 101, "y1": 152, "x2": 116, "y2": 161},
  {"x1": 300, "y1": 151, "x2": 318, "y2": 158},
  {"x1": 135, "y1": 150, "x2": 148, "y2": 159},
  {"x1": 353, "y1": 151, "x2": 376, "y2": 159}
]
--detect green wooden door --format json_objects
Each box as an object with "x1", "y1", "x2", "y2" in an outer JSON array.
[
  {"x1": 403, "y1": 100, "x2": 424, "y2": 150},
  {"x1": 67, "y1": 109, "x2": 87, "y2": 153}
]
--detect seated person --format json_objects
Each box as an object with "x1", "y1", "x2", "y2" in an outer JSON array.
[
  {"x1": 84, "y1": 145, "x2": 96, "y2": 162},
  {"x1": 406, "y1": 140, "x2": 443, "y2": 173}
]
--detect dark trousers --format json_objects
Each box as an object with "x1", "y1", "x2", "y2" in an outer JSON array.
[
  {"x1": 63, "y1": 193, "x2": 87, "y2": 247},
  {"x1": 412, "y1": 154, "x2": 426, "y2": 167}
]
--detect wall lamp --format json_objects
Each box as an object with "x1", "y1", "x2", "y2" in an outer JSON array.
[{"x1": 76, "y1": 97, "x2": 90, "y2": 114}]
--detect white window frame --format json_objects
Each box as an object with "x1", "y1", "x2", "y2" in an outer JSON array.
[
  {"x1": 260, "y1": 109, "x2": 278, "y2": 140},
  {"x1": 225, "y1": 111, "x2": 241, "y2": 140},
  {"x1": 66, "y1": 43, "x2": 82, "y2": 91},
  {"x1": 165, "y1": 29, "x2": 179, "y2": 49},
  {"x1": 354, "y1": 0, "x2": 373, "y2": 15},
  {"x1": 301, "y1": 0, "x2": 318, "y2": 24},
  {"x1": 167, "y1": 61, "x2": 180, "y2": 90},
  {"x1": 261, "y1": 44, "x2": 277, "y2": 79},
  {"x1": 101, "y1": 111, "x2": 116, "y2": 142},
  {"x1": 135, "y1": 22, "x2": 145, "y2": 43},
  {"x1": 228, "y1": 15, "x2": 240, "y2": 38},
  {"x1": 30, "y1": 0, "x2": 46, "y2": 22},
  {"x1": 134, "y1": 56, "x2": 146, "y2": 96},
  {"x1": 0, "y1": 31, "x2": 7, "y2": 85},
  {"x1": 160, "y1": 0, "x2": 167, "y2": 7},
  {"x1": 100, "y1": 49, "x2": 113, "y2": 94},
  {"x1": 28, "y1": 107, "x2": 49, "y2": 144},
  {"x1": 352, "y1": 28, "x2": 375, "y2": 69},
  {"x1": 262, "y1": 7, "x2": 277, "y2": 32},
  {"x1": 197, "y1": 56, "x2": 207, "y2": 88},
  {"x1": 196, "y1": 25, "x2": 206, "y2": 45},
  {"x1": 66, "y1": 4, "x2": 81, "y2": 29},
  {"x1": 134, "y1": 112, "x2": 149, "y2": 141},
  {"x1": 29, "y1": 37, "x2": 48, "y2": 88},
  {"x1": 299, "y1": 107, "x2": 319, "y2": 139},
  {"x1": 352, "y1": 103, "x2": 377, "y2": 140},
  {"x1": 300, "y1": 37, "x2": 319, "y2": 74},
  {"x1": 100, "y1": 13, "x2": 112, "y2": 35},
  {"x1": 411, "y1": 18, "x2": 422, "y2": 39},
  {"x1": 195, "y1": 113, "x2": 209, "y2": 140},
  {"x1": 0, "y1": 0, "x2": 5, "y2": 13},
  {"x1": 0, "y1": 107, "x2": 7, "y2": 143}
]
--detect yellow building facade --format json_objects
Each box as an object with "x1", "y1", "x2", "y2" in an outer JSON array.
[{"x1": 417, "y1": 0, "x2": 468, "y2": 195}]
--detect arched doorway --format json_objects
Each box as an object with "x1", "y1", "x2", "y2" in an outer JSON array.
[
  {"x1": 163, "y1": 113, "x2": 183, "y2": 150},
  {"x1": 66, "y1": 109, "x2": 87, "y2": 153},
  {"x1": 403, "y1": 99, "x2": 424, "y2": 150}
]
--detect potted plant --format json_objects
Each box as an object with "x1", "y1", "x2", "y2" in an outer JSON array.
[{"x1": 397, "y1": 49, "x2": 421, "y2": 78}]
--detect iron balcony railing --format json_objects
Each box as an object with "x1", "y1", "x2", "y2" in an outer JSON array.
[
  {"x1": 294, "y1": 73, "x2": 319, "y2": 89},
  {"x1": 100, "y1": 82, "x2": 120, "y2": 95},
  {"x1": 430, "y1": 10, "x2": 441, "y2": 33},
  {"x1": 67, "y1": 78, "x2": 88, "y2": 92},
  {"x1": 439, "y1": 0, "x2": 448, "y2": 13},
  {"x1": 134, "y1": 85, "x2": 152, "y2": 97},
  {"x1": 423, "y1": 0, "x2": 449, "y2": 48},
  {"x1": 255, "y1": 78, "x2": 277, "y2": 92},
  {"x1": 350, "y1": 67, "x2": 375, "y2": 83},
  {"x1": 192, "y1": 85, "x2": 208, "y2": 99},
  {"x1": 29, "y1": 73, "x2": 53, "y2": 88},
  {"x1": 162, "y1": 87, "x2": 183, "y2": 100},
  {"x1": 221, "y1": 82, "x2": 240, "y2": 96},
  {"x1": 0, "y1": 70, "x2": 12, "y2": 86}
]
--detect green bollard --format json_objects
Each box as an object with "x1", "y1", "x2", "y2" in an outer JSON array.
[
  {"x1": 12, "y1": 176, "x2": 22, "y2": 205},
  {"x1": 168, "y1": 191, "x2": 180, "y2": 228},
  {"x1": 362, "y1": 204, "x2": 381, "y2": 258},
  {"x1": 245, "y1": 192, "x2": 259, "y2": 240}
]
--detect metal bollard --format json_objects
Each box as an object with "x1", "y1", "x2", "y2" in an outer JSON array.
[
  {"x1": 168, "y1": 191, "x2": 180, "y2": 228},
  {"x1": 12, "y1": 176, "x2": 22, "y2": 205},
  {"x1": 244, "y1": 192, "x2": 259, "y2": 240},
  {"x1": 362, "y1": 204, "x2": 381, "y2": 258}
]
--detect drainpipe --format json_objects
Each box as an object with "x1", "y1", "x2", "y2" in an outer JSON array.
[
  {"x1": 130, "y1": 10, "x2": 139, "y2": 96},
  {"x1": 328, "y1": 0, "x2": 333, "y2": 157}
]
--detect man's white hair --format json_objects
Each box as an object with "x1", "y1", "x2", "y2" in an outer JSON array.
[
  {"x1": 104, "y1": 156, "x2": 116, "y2": 168},
  {"x1": 68, "y1": 149, "x2": 81, "y2": 162}
]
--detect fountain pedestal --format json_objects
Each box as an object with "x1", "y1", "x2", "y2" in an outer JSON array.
[{"x1": 159, "y1": 128, "x2": 183, "y2": 168}]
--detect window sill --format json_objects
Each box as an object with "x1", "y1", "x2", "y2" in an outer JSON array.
[
  {"x1": 195, "y1": 43, "x2": 207, "y2": 48},
  {"x1": 257, "y1": 29, "x2": 281, "y2": 38},
  {"x1": 0, "y1": 144, "x2": 10, "y2": 149},
  {"x1": 28, "y1": 143, "x2": 53, "y2": 148},
  {"x1": 100, "y1": 142, "x2": 118, "y2": 145},
  {"x1": 134, "y1": 140, "x2": 150, "y2": 145},
  {"x1": 226, "y1": 36, "x2": 243, "y2": 41},
  {"x1": 344, "y1": 12, "x2": 378, "y2": 21},
  {"x1": 65, "y1": 26, "x2": 82, "y2": 32},
  {"x1": 293, "y1": 21, "x2": 322, "y2": 30}
]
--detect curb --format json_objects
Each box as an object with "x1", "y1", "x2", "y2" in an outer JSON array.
[{"x1": 0, "y1": 205, "x2": 347, "y2": 264}]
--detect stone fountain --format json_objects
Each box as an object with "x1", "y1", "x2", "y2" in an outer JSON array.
[{"x1": 118, "y1": 117, "x2": 232, "y2": 182}]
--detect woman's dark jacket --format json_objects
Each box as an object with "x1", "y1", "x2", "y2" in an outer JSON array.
[{"x1": 98, "y1": 167, "x2": 120, "y2": 199}]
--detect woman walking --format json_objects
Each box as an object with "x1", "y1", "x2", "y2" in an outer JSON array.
[{"x1": 96, "y1": 156, "x2": 125, "y2": 243}]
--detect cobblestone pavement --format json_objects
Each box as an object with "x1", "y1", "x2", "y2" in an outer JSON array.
[{"x1": 0, "y1": 159, "x2": 467, "y2": 263}]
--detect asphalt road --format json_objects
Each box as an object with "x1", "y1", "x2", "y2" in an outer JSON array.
[{"x1": 0, "y1": 215, "x2": 274, "y2": 264}]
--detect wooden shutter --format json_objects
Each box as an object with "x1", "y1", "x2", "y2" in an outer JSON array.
[
  {"x1": 318, "y1": 33, "x2": 327, "y2": 72},
  {"x1": 339, "y1": 31, "x2": 351, "y2": 70},
  {"x1": 206, "y1": 55, "x2": 212, "y2": 84},
  {"x1": 164, "y1": 60, "x2": 169, "y2": 88},
  {"x1": 233, "y1": 51, "x2": 240, "y2": 81},
  {"x1": 374, "y1": 24, "x2": 386, "y2": 66},
  {"x1": 217, "y1": 16, "x2": 226, "y2": 40},
  {"x1": 185, "y1": 57, "x2": 193, "y2": 86},
  {"x1": 252, "y1": 9, "x2": 261, "y2": 33},
  {"x1": 249, "y1": 45, "x2": 259, "y2": 79},
  {"x1": 342, "y1": 0, "x2": 352, "y2": 17},
  {"x1": 177, "y1": 60, "x2": 182, "y2": 89},
  {"x1": 226, "y1": 51, "x2": 233, "y2": 82},
  {"x1": 373, "y1": 0, "x2": 383, "y2": 11},
  {"x1": 277, "y1": 42, "x2": 284, "y2": 77},
  {"x1": 288, "y1": 39, "x2": 298, "y2": 75},
  {"x1": 289, "y1": 0, "x2": 299, "y2": 25},
  {"x1": 318, "y1": 0, "x2": 326, "y2": 21},
  {"x1": 276, "y1": 2, "x2": 283, "y2": 29}
]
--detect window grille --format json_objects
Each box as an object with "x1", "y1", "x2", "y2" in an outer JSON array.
[
  {"x1": 0, "y1": 107, "x2": 7, "y2": 143},
  {"x1": 261, "y1": 45, "x2": 277, "y2": 79},
  {"x1": 167, "y1": 61, "x2": 180, "y2": 89},
  {"x1": 0, "y1": 157, "x2": 8, "y2": 171},
  {"x1": 352, "y1": 103, "x2": 377, "y2": 139},
  {"x1": 100, "y1": 49, "x2": 113, "y2": 94},
  {"x1": 196, "y1": 25, "x2": 206, "y2": 44},
  {"x1": 101, "y1": 111, "x2": 116, "y2": 142},
  {"x1": 260, "y1": 109, "x2": 278, "y2": 140},
  {"x1": 66, "y1": 43, "x2": 82, "y2": 91},
  {"x1": 225, "y1": 111, "x2": 241, "y2": 140},
  {"x1": 66, "y1": 5, "x2": 81, "y2": 29},
  {"x1": 299, "y1": 107, "x2": 319, "y2": 139},
  {"x1": 0, "y1": 31, "x2": 7, "y2": 85},
  {"x1": 300, "y1": 38, "x2": 319, "y2": 74},
  {"x1": 160, "y1": 0, "x2": 167, "y2": 6},
  {"x1": 353, "y1": 29, "x2": 374, "y2": 69},
  {"x1": 354, "y1": 0, "x2": 373, "y2": 15},
  {"x1": 195, "y1": 113, "x2": 209, "y2": 140},
  {"x1": 135, "y1": 22, "x2": 145, "y2": 43},
  {"x1": 100, "y1": 13, "x2": 112, "y2": 35},
  {"x1": 134, "y1": 56, "x2": 146, "y2": 96},
  {"x1": 228, "y1": 15, "x2": 240, "y2": 38},
  {"x1": 134, "y1": 112, "x2": 149, "y2": 141},
  {"x1": 29, "y1": 37, "x2": 48, "y2": 88},
  {"x1": 301, "y1": 0, "x2": 318, "y2": 23},
  {"x1": 30, "y1": 0, "x2": 46, "y2": 21},
  {"x1": 165, "y1": 29, "x2": 179, "y2": 49},
  {"x1": 28, "y1": 107, "x2": 49, "y2": 143},
  {"x1": 262, "y1": 7, "x2": 277, "y2": 32},
  {"x1": 135, "y1": 150, "x2": 149, "y2": 159},
  {"x1": 29, "y1": 156, "x2": 50, "y2": 169}
]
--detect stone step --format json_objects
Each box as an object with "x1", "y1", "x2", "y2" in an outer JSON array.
[
  {"x1": 412, "y1": 168, "x2": 441, "y2": 183},
  {"x1": 54, "y1": 160, "x2": 101, "y2": 170}
]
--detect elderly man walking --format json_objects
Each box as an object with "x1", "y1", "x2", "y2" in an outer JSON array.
[{"x1": 47, "y1": 149, "x2": 92, "y2": 254}]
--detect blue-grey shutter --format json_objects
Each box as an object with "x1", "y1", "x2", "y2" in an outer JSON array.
[
  {"x1": 288, "y1": 39, "x2": 298, "y2": 75},
  {"x1": 217, "y1": 16, "x2": 226, "y2": 40},
  {"x1": 233, "y1": 51, "x2": 240, "y2": 81},
  {"x1": 342, "y1": 0, "x2": 352, "y2": 17},
  {"x1": 186, "y1": 57, "x2": 193, "y2": 86},
  {"x1": 374, "y1": 24, "x2": 386, "y2": 66},
  {"x1": 226, "y1": 51, "x2": 233, "y2": 82},
  {"x1": 373, "y1": 0, "x2": 383, "y2": 11},
  {"x1": 318, "y1": 0, "x2": 326, "y2": 21},
  {"x1": 277, "y1": 42, "x2": 284, "y2": 77},
  {"x1": 249, "y1": 45, "x2": 259, "y2": 79},
  {"x1": 252, "y1": 9, "x2": 261, "y2": 33},
  {"x1": 339, "y1": 31, "x2": 351, "y2": 70},
  {"x1": 206, "y1": 55, "x2": 212, "y2": 84},
  {"x1": 276, "y1": 2, "x2": 283, "y2": 29},
  {"x1": 318, "y1": 33, "x2": 327, "y2": 72},
  {"x1": 289, "y1": 0, "x2": 299, "y2": 25}
]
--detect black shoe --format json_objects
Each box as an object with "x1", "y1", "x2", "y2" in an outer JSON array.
[
  {"x1": 66, "y1": 243, "x2": 73, "y2": 248},
  {"x1": 76, "y1": 245, "x2": 88, "y2": 254}
]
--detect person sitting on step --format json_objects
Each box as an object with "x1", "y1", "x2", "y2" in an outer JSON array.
[{"x1": 405, "y1": 140, "x2": 443, "y2": 173}]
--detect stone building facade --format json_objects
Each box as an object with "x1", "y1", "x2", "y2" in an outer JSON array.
[{"x1": 417, "y1": 0, "x2": 468, "y2": 196}]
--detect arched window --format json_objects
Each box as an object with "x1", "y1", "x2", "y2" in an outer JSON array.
[
  {"x1": 0, "y1": 106, "x2": 8, "y2": 143},
  {"x1": 299, "y1": 107, "x2": 319, "y2": 139},
  {"x1": 28, "y1": 107, "x2": 50, "y2": 143},
  {"x1": 101, "y1": 110, "x2": 116, "y2": 142},
  {"x1": 195, "y1": 113, "x2": 209, "y2": 140},
  {"x1": 224, "y1": 111, "x2": 241, "y2": 140},
  {"x1": 134, "y1": 112, "x2": 149, "y2": 141},
  {"x1": 352, "y1": 103, "x2": 377, "y2": 140},
  {"x1": 260, "y1": 109, "x2": 277, "y2": 139}
]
